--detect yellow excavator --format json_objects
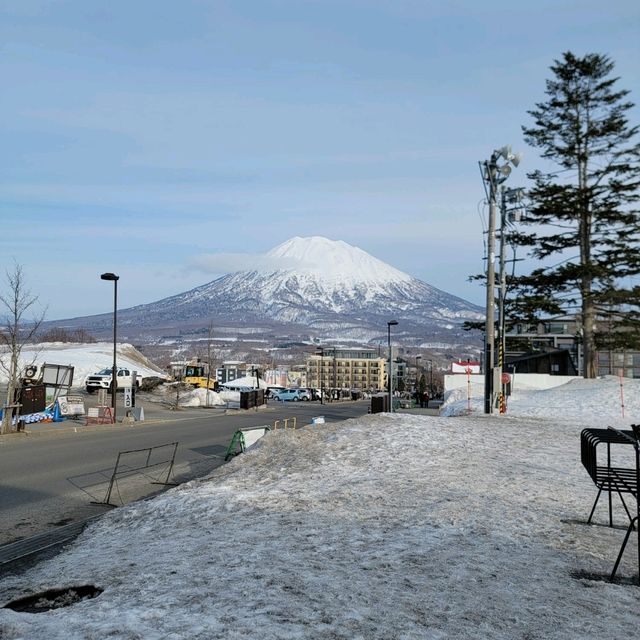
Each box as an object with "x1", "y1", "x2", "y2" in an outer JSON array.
[{"x1": 182, "y1": 360, "x2": 217, "y2": 390}]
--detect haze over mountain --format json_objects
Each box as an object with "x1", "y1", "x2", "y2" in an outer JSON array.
[{"x1": 53, "y1": 237, "x2": 484, "y2": 349}]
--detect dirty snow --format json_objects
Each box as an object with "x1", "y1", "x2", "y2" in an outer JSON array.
[
  {"x1": 157, "y1": 385, "x2": 227, "y2": 407},
  {"x1": 0, "y1": 379, "x2": 639, "y2": 639}
]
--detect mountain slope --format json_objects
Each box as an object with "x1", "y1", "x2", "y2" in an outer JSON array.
[{"x1": 54, "y1": 237, "x2": 483, "y2": 346}]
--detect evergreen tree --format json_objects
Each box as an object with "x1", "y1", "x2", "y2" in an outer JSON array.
[{"x1": 513, "y1": 52, "x2": 640, "y2": 377}]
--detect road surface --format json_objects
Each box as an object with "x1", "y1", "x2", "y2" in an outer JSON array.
[{"x1": 0, "y1": 397, "x2": 369, "y2": 546}]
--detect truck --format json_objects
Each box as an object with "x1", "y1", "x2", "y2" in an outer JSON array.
[{"x1": 85, "y1": 367, "x2": 143, "y2": 394}]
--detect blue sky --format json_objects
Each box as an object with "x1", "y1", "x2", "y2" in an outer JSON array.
[{"x1": 2, "y1": 0, "x2": 639, "y2": 321}]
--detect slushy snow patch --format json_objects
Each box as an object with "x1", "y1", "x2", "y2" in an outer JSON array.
[{"x1": 1, "y1": 378, "x2": 639, "y2": 639}]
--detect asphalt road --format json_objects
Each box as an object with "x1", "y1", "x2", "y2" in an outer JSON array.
[{"x1": 0, "y1": 396, "x2": 370, "y2": 546}]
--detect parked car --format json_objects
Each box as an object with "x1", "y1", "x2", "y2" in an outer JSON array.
[
  {"x1": 85, "y1": 367, "x2": 142, "y2": 394},
  {"x1": 272, "y1": 388, "x2": 310, "y2": 402}
]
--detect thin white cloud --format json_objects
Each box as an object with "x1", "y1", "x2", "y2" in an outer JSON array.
[{"x1": 189, "y1": 252, "x2": 302, "y2": 275}]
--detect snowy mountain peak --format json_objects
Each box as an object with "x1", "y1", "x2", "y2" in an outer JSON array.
[
  {"x1": 57, "y1": 236, "x2": 483, "y2": 346},
  {"x1": 266, "y1": 236, "x2": 411, "y2": 285}
]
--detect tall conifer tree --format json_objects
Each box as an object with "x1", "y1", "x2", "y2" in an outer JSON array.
[{"x1": 513, "y1": 52, "x2": 640, "y2": 377}]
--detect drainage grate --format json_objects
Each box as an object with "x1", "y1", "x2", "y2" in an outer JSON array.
[
  {"x1": 0, "y1": 516, "x2": 102, "y2": 569},
  {"x1": 4, "y1": 585, "x2": 103, "y2": 613}
]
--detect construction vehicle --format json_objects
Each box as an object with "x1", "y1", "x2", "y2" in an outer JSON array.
[{"x1": 182, "y1": 360, "x2": 217, "y2": 390}]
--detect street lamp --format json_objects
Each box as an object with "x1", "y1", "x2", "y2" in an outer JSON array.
[
  {"x1": 387, "y1": 320, "x2": 398, "y2": 412},
  {"x1": 100, "y1": 272, "x2": 119, "y2": 422},
  {"x1": 479, "y1": 145, "x2": 521, "y2": 414},
  {"x1": 316, "y1": 347, "x2": 324, "y2": 405},
  {"x1": 415, "y1": 355, "x2": 422, "y2": 390}
]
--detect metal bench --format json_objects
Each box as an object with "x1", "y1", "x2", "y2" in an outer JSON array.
[
  {"x1": 580, "y1": 428, "x2": 638, "y2": 526},
  {"x1": 580, "y1": 425, "x2": 639, "y2": 583}
]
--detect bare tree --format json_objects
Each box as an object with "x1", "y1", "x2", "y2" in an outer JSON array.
[
  {"x1": 0, "y1": 263, "x2": 46, "y2": 434},
  {"x1": 164, "y1": 381, "x2": 194, "y2": 410}
]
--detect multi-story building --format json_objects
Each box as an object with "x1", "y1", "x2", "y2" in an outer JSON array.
[
  {"x1": 306, "y1": 348, "x2": 387, "y2": 391},
  {"x1": 215, "y1": 361, "x2": 246, "y2": 385},
  {"x1": 507, "y1": 318, "x2": 640, "y2": 378}
]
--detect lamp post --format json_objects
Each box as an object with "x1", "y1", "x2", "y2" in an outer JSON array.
[
  {"x1": 427, "y1": 359, "x2": 433, "y2": 396},
  {"x1": 100, "y1": 272, "x2": 119, "y2": 422},
  {"x1": 387, "y1": 320, "x2": 398, "y2": 412},
  {"x1": 316, "y1": 347, "x2": 324, "y2": 405},
  {"x1": 332, "y1": 348, "x2": 337, "y2": 401},
  {"x1": 415, "y1": 355, "x2": 422, "y2": 390},
  {"x1": 479, "y1": 145, "x2": 521, "y2": 414}
]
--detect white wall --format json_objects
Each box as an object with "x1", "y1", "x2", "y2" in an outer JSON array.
[{"x1": 444, "y1": 373, "x2": 582, "y2": 393}]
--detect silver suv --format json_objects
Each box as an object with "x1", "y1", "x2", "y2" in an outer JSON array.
[{"x1": 272, "y1": 388, "x2": 310, "y2": 402}]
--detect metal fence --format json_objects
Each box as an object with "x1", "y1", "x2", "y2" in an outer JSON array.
[{"x1": 98, "y1": 442, "x2": 179, "y2": 506}]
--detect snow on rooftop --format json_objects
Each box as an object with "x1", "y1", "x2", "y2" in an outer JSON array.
[
  {"x1": 219, "y1": 374, "x2": 267, "y2": 389},
  {"x1": 0, "y1": 379, "x2": 639, "y2": 638}
]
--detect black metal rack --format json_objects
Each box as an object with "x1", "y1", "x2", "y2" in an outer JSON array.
[{"x1": 580, "y1": 425, "x2": 639, "y2": 583}]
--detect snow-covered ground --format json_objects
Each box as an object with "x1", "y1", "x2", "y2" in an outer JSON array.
[
  {"x1": 0, "y1": 379, "x2": 639, "y2": 639},
  {"x1": 441, "y1": 375, "x2": 632, "y2": 423},
  {"x1": 0, "y1": 342, "x2": 166, "y2": 388},
  {"x1": 0, "y1": 342, "x2": 269, "y2": 407}
]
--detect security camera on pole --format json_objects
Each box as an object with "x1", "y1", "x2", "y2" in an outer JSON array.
[{"x1": 479, "y1": 146, "x2": 521, "y2": 414}]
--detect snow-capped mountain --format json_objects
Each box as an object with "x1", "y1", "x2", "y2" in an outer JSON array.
[{"x1": 54, "y1": 237, "x2": 484, "y2": 348}]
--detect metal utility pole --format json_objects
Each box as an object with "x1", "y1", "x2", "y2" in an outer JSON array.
[
  {"x1": 317, "y1": 347, "x2": 324, "y2": 405},
  {"x1": 497, "y1": 186, "x2": 525, "y2": 412},
  {"x1": 498, "y1": 187, "x2": 508, "y2": 402},
  {"x1": 387, "y1": 320, "x2": 398, "y2": 412},
  {"x1": 205, "y1": 322, "x2": 213, "y2": 407},
  {"x1": 480, "y1": 146, "x2": 521, "y2": 414},
  {"x1": 497, "y1": 187, "x2": 510, "y2": 413},
  {"x1": 484, "y1": 162, "x2": 498, "y2": 415}
]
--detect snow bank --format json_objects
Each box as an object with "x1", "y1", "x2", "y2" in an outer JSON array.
[
  {"x1": 1, "y1": 391, "x2": 638, "y2": 638},
  {"x1": 161, "y1": 385, "x2": 227, "y2": 407},
  {"x1": 0, "y1": 342, "x2": 166, "y2": 389},
  {"x1": 442, "y1": 375, "x2": 635, "y2": 426}
]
